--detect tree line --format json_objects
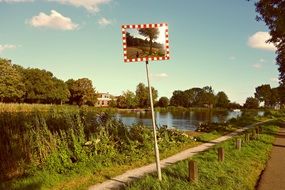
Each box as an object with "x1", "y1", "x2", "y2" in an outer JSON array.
[
  {"x1": 0, "y1": 58, "x2": 97, "y2": 106},
  {"x1": 244, "y1": 84, "x2": 285, "y2": 109},
  {"x1": 2, "y1": 57, "x2": 284, "y2": 109},
  {"x1": 112, "y1": 84, "x2": 237, "y2": 109}
]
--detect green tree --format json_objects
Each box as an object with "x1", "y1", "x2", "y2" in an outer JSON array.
[
  {"x1": 138, "y1": 28, "x2": 159, "y2": 55},
  {"x1": 244, "y1": 97, "x2": 259, "y2": 109},
  {"x1": 135, "y1": 83, "x2": 158, "y2": 108},
  {"x1": 254, "y1": 84, "x2": 272, "y2": 107},
  {"x1": 22, "y1": 68, "x2": 69, "y2": 104},
  {"x1": 195, "y1": 86, "x2": 215, "y2": 108},
  {"x1": 170, "y1": 90, "x2": 187, "y2": 107},
  {"x1": 215, "y1": 91, "x2": 230, "y2": 108},
  {"x1": 254, "y1": 0, "x2": 285, "y2": 85},
  {"x1": 22, "y1": 68, "x2": 53, "y2": 103},
  {"x1": 170, "y1": 87, "x2": 216, "y2": 108},
  {"x1": 122, "y1": 90, "x2": 137, "y2": 109},
  {"x1": 270, "y1": 87, "x2": 280, "y2": 107},
  {"x1": 47, "y1": 78, "x2": 70, "y2": 104},
  {"x1": 0, "y1": 58, "x2": 25, "y2": 102},
  {"x1": 228, "y1": 102, "x2": 242, "y2": 109},
  {"x1": 67, "y1": 78, "x2": 97, "y2": 106},
  {"x1": 157, "y1": 96, "x2": 169, "y2": 107},
  {"x1": 116, "y1": 95, "x2": 127, "y2": 108}
]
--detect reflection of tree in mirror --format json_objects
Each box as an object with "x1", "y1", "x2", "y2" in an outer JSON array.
[
  {"x1": 126, "y1": 28, "x2": 165, "y2": 59},
  {"x1": 138, "y1": 28, "x2": 159, "y2": 55}
]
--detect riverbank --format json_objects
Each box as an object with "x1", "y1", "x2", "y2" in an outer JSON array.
[
  {"x1": 0, "y1": 104, "x2": 223, "y2": 190},
  {"x1": 123, "y1": 124, "x2": 281, "y2": 190},
  {"x1": 89, "y1": 120, "x2": 275, "y2": 190},
  {"x1": 0, "y1": 104, "x2": 284, "y2": 190}
]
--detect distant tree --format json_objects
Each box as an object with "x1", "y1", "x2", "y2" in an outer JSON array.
[
  {"x1": 138, "y1": 28, "x2": 159, "y2": 55},
  {"x1": 157, "y1": 96, "x2": 169, "y2": 107},
  {"x1": 255, "y1": 84, "x2": 272, "y2": 107},
  {"x1": 22, "y1": 68, "x2": 55, "y2": 103},
  {"x1": 170, "y1": 90, "x2": 186, "y2": 107},
  {"x1": 194, "y1": 86, "x2": 215, "y2": 107},
  {"x1": 122, "y1": 90, "x2": 137, "y2": 109},
  {"x1": 244, "y1": 97, "x2": 259, "y2": 109},
  {"x1": 67, "y1": 78, "x2": 97, "y2": 106},
  {"x1": 47, "y1": 78, "x2": 70, "y2": 104},
  {"x1": 215, "y1": 91, "x2": 230, "y2": 108},
  {"x1": 108, "y1": 98, "x2": 117, "y2": 108},
  {"x1": 135, "y1": 83, "x2": 158, "y2": 108},
  {"x1": 0, "y1": 58, "x2": 25, "y2": 102},
  {"x1": 254, "y1": 0, "x2": 285, "y2": 85},
  {"x1": 170, "y1": 87, "x2": 218, "y2": 108},
  {"x1": 65, "y1": 79, "x2": 75, "y2": 104},
  {"x1": 116, "y1": 95, "x2": 127, "y2": 109},
  {"x1": 228, "y1": 102, "x2": 242, "y2": 109},
  {"x1": 20, "y1": 68, "x2": 70, "y2": 104},
  {"x1": 268, "y1": 87, "x2": 279, "y2": 107}
]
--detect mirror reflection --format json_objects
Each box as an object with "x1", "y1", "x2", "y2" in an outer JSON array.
[{"x1": 125, "y1": 26, "x2": 167, "y2": 59}]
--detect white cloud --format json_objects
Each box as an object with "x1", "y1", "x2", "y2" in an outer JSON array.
[
  {"x1": 229, "y1": 56, "x2": 236, "y2": 60},
  {"x1": 270, "y1": 77, "x2": 279, "y2": 82},
  {"x1": 248, "y1": 31, "x2": 277, "y2": 51},
  {"x1": 98, "y1": 17, "x2": 112, "y2": 26},
  {"x1": 259, "y1": 58, "x2": 266, "y2": 63},
  {"x1": 153, "y1": 73, "x2": 168, "y2": 78},
  {"x1": 252, "y1": 63, "x2": 262, "y2": 69},
  {"x1": 29, "y1": 10, "x2": 78, "y2": 30},
  {"x1": 0, "y1": 0, "x2": 33, "y2": 2},
  {"x1": 0, "y1": 44, "x2": 17, "y2": 53},
  {"x1": 48, "y1": 0, "x2": 111, "y2": 13}
]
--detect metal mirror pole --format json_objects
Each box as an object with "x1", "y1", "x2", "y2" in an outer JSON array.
[{"x1": 145, "y1": 60, "x2": 162, "y2": 180}]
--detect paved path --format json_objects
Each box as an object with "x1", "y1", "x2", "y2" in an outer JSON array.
[
  {"x1": 257, "y1": 125, "x2": 285, "y2": 190},
  {"x1": 88, "y1": 122, "x2": 267, "y2": 190}
]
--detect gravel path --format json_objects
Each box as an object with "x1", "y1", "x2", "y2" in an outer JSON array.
[
  {"x1": 88, "y1": 122, "x2": 267, "y2": 190},
  {"x1": 257, "y1": 125, "x2": 285, "y2": 190}
]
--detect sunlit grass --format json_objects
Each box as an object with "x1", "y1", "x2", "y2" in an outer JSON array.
[{"x1": 124, "y1": 125, "x2": 278, "y2": 190}]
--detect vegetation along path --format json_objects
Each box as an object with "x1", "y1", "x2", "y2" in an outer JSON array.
[
  {"x1": 257, "y1": 123, "x2": 285, "y2": 190},
  {"x1": 88, "y1": 121, "x2": 268, "y2": 190}
]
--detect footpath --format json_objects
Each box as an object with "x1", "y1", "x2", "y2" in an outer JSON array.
[
  {"x1": 257, "y1": 124, "x2": 285, "y2": 190},
  {"x1": 88, "y1": 122, "x2": 267, "y2": 190}
]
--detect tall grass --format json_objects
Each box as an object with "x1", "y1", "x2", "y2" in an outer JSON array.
[{"x1": 0, "y1": 104, "x2": 195, "y2": 190}]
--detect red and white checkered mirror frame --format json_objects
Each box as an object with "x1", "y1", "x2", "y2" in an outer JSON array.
[{"x1": 121, "y1": 23, "x2": 170, "y2": 63}]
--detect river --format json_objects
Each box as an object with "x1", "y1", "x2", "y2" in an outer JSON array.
[{"x1": 116, "y1": 109, "x2": 264, "y2": 131}]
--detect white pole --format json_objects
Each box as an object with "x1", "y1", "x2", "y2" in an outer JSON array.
[{"x1": 145, "y1": 60, "x2": 162, "y2": 180}]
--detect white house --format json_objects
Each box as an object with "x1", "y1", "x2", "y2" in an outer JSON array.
[{"x1": 96, "y1": 92, "x2": 112, "y2": 107}]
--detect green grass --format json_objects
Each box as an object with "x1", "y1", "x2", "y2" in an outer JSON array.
[
  {"x1": 124, "y1": 125, "x2": 279, "y2": 190},
  {"x1": 1, "y1": 103, "x2": 283, "y2": 190},
  {"x1": 0, "y1": 104, "x2": 203, "y2": 190}
]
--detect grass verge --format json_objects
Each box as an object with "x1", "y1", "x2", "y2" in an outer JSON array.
[{"x1": 124, "y1": 125, "x2": 278, "y2": 190}]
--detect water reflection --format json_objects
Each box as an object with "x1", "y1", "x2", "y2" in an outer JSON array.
[{"x1": 116, "y1": 109, "x2": 245, "y2": 131}]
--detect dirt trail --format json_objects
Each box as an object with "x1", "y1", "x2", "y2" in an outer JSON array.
[
  {"x1": 257, "y1": 126, "x2": 285, "y2": 190},
  {"x1": 88, "y1": 122, "x2": 267, "y2": 190}
]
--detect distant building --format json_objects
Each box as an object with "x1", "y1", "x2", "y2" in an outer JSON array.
[{"x1": 96, "y1": 92, "x2": 112, "y2": 107}]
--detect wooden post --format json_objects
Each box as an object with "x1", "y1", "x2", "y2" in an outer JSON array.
[
  {"x1": 218, "y1": 147, "x2": 224, "y2": 162},
  {"x1": 236, "y1": 138, "x2": 241, "y2": 150},
  {"x1": 189, "y1": 160, "x2": 198, "y2": 183},
  {"x1": 245, "y1": 133, "x2": 250, "y2": 143},
  {"x1": 256, "y1": 127, "x2": 260, "y2": 139},
  {"x1": 259, "y1": 126, "x2": 262, "y2": 133},
  {"x1": 252, "y1": 129, "x2": 257, "y2": 140}
]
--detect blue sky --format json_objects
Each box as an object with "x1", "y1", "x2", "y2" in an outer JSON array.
[{"x1": 0, "y1": 0, "x2": 279, "y2": 104}]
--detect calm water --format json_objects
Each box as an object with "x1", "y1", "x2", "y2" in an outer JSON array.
[{"x1": 116, "y1": 110, "x2": 264, "y2": 131}]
